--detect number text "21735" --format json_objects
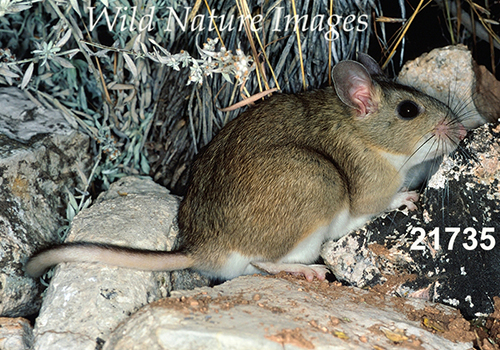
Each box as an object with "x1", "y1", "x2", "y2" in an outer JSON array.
[{"x1": 410, "y1": 227, "x2": 496, "y2": 251}]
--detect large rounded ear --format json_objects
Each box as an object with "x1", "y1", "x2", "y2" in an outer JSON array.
[
  {"x1": 333, "y1": 60, "x2": 379, "y2": 118},
  {"x1": 357, "y1": 52, "x2": 384, "y2": 76}
]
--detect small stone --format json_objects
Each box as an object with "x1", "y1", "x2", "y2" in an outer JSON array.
[{"x1": 0, "y1": 317, "x2": 33, "y2": 350}]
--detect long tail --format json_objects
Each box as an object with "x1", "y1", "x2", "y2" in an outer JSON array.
[{"x1": 25, "y1": 242, "x2": 194, "y2": 278}]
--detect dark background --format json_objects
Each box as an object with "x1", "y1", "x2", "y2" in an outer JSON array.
[{"x1": 368, "y1": 0, "x2": 500, "y2": 79}]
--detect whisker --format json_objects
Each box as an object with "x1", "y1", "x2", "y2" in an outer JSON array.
[
  {"x1": 458, "y1": 145, "x2": 478, "y2": 164},
  {"x1": 439, "y1": 74, "x2": 486, "y2": 129},
  {"x1": 440, "y1": 178, "x2": 449, "y2": 226},
  {"x1": 384, "y1": 132, "x2": 440, "y2": 233},
  {"x1": 404, "y1": 134, "x2": 438, "y2": 170}
]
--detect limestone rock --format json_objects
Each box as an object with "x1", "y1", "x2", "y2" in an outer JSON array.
[
  {"x1": 32, "y1": 176, "x2": 210, "y2": 350},
  {"x1": 102, "y1": 275, "x2": 473, "y2": 350},
  {"x1": 398, "y1": 44, "x2": 499, "y2": 129},
  {"x1": 0, "y1": 87, "x2": 90, "y2": 317},
  {"x1": 322, "y1": 123, "x2": 500, "y2": 319},
  {"x1": 0, "y1": 317, "x2": 33, "y2": 350}
]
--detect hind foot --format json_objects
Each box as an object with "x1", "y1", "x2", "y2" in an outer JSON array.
[{"x1": 251, "y1": 262, "x2": 329, "y2": 282}]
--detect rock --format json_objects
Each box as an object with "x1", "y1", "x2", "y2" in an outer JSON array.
[
  {"x1": 322, "y1": 123, "x2": 500, "y2": 319},
  {"x1": 32, "y1": 176, "x2": 210, "y2": 350},
  {"x1": 102, "y1": 275, "x2": 473, "y2": 349},
  {"x1": 398, "y1": 44, "x2": 500, "y2": 129},
  {"x1": 0, "y1": 317, "x2": 34, "y2": 350},
  {"x1": 0, "y1": 87, "x2": 90, "y2": 317},
  {"x1": 473, "y1": 64, "x2": 500, "y2": 123}
]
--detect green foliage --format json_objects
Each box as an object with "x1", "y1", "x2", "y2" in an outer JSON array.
[{"x1": 0, "y1": 0, "x2": 255, "y2": 242}]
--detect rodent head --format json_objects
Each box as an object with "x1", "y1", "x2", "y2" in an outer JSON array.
[{"x1": 333, "y1": 58, "x2": 466, "y2": 169}]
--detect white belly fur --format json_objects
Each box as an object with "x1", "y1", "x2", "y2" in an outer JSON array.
[
  {"x1": 214, "y1": 252, "x2": 262, "y2": 280},
  {"x1": 216, "y1": 209, "x2": 372, "y2": 280},
  {"x1": 279, "y1": 209, "x2": 371, "y2": 264}
]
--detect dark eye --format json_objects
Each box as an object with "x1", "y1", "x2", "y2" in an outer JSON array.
[{"x1": 397, "y1": 100, "x2": 420, "y2": 120}]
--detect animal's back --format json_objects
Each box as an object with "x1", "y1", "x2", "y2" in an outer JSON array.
[{"x1": 177, "y1": 90, "x2": 349, "y2": 274}]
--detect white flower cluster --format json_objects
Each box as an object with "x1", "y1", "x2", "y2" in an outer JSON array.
[
  {"x1": 192, "y1": 38, "x2": 254, "y2": 86},
  {"x1": 145, "y1": 38, "x2": 254, "y2": 86}
]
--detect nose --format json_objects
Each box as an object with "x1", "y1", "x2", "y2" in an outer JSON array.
[{"x1": 434, "y1": 120, "x2": 467, "y2": 141}]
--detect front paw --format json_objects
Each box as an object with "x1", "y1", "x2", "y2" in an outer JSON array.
[{"x1": 389, "y1": 190, "x2": 419, "y2": 211}]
